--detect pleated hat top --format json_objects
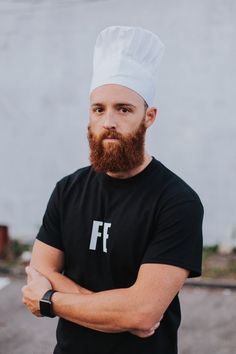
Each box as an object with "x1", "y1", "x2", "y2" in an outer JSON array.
[{"x1": 90, "y1": 26, "x2": 165, "y2": 107}]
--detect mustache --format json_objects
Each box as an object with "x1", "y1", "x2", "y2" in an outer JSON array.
[
  {"x1": 101, "y1": 130, "x2": 122, "y2": 140},
  {"x1": 88, "y1": 126, "x2": 123, "y2": 141},
  {"x1": 88, "y1": 121, "x2": 146, "y2": 173}
]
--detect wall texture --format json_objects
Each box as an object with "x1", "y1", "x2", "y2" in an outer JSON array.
[{"x1": 0, "y1": 0, "x2": 235, "y2": 245}]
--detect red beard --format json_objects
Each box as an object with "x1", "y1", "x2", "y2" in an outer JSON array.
[{"x1": 87, "y1": 120, "x2": 146, "y2": 173}]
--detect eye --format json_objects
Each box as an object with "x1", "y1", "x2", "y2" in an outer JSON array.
[
  {"x1": 119, "y1": 107, "x2": 131, "y2": 113},
  {"x1": 93, "y1": 107, "x2": 104, "y2": 113}
]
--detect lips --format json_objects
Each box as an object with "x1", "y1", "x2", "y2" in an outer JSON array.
[
  {"x1": 103, "y1": 134, "x2": 119, "y2": 140},
  {"x1": 103, "y1": 138, "x2": 119, "y2": 143},
  {"x1": 101, "y1": 131, "x2": 122, "y2": 141},
  {"x1": 104, "y1": 137, "x2": 118, "y2": 140}
]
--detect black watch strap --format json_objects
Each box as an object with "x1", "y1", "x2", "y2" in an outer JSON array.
[
  {"x1": 42, "y1": 289, "x2": 56, "y2": 302},
  {"x1": 40, "y1": 289, "x2": 56, "y2": 318}
]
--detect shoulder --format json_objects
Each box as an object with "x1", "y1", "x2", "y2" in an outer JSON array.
[
  {"x1": 152, "y1": 158, "x2": 203, "y2": 209},
  {"x1": 59, "y1": 165, "x2": 92, "y2": 183},
  {"x1": 55, "y1": 165, "x2": 93, "y2": 194}
]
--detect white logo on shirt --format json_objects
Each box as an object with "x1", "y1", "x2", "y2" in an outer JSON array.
[{"x1": 89, "y1": 220, "x2": 111, "y2": 253}]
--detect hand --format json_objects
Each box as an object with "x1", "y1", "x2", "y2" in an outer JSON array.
[
  {"x1": 130, "y1": 314, "x2": 163, "y2": 338},
  {"x1": 21, "y1": 266, "x2": 52, "y2": 317},
  {"x1": 130, "y1": 321, "x2": 161, "y2": 338}
]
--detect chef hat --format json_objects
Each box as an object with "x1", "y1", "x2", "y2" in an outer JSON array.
[{"x1": 89, "y1": 26, "x2": 165, "y2": 107}]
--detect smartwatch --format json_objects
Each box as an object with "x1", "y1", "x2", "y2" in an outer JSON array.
[{"x1": 39, "y1": 289, "x2": 56, "y2": 318}]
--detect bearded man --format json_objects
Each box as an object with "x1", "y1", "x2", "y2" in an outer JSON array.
[{"x1": 22, "y1": 26, "x2": 203, "y2": 354}]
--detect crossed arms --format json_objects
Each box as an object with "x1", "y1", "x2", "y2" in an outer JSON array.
[{"x1": 22, "y1": 239, "x2": 189, "y2": 337}]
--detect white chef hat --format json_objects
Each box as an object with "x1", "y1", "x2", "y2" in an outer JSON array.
[{"x1": 89, "y1": 26, "x2": 165, "y2": 107}]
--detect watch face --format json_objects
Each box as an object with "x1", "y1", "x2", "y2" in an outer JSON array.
[{"x1": 40, "y1": 299, "x2": 51, "y2": 317}]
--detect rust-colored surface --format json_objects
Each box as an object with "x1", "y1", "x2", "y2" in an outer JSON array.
[{"x1": 0, "y1": 225, "x2": 9, "y2": 257}]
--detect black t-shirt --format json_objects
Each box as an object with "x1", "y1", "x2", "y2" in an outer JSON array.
[{"x1": 37, "y1": 157, "x2": 203, "y2": 354}]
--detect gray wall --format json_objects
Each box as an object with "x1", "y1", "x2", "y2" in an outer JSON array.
[{"x1": 0, "y1": 0, "x2": 235, "y2": 245}]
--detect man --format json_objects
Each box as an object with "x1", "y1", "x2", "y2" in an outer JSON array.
[{"x1": 22, "y1": 26, "x2": 203, "y2": 354}]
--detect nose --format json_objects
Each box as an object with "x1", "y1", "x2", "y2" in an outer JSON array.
[{"x1": 103, "y1": 109, "x2": 117, "y2": 130}]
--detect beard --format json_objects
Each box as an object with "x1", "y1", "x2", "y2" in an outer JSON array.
[{"x1": 87, "y1": 120, "x2": 146, "y2": 173}]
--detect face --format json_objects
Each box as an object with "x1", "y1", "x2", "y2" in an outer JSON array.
[{"x1": 88, "y1": 84, "x2": 156, "y2": 173}]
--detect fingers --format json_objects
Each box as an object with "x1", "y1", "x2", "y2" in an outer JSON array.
[
  {"x1": 130, "y1": 319, "x2": 162, "y2": 338},
  {"x1": 25, "y1": 266, "x2": 39, "y2": 277},
  {"x1": 21, "y1": 285, "x2": 28, "y2": 304},
  {"x1": 33, "y1": 311, "x2": 43, "y2": 317},
  {"x1": 131, "y1": 329, "x2": 154, "y2": 338},
  {"x1": 26, "y1": 267, "x2": 32, "y2": 282},
  {"x1": 21, "y1": 285, "x2": 27, "y2": 292},
  {"x1": 21, "y1": 286, "x2": 41, "y2": 316},
  {"x1": 25, "y1": 266, "x2": 41, "y2": 282},
  {"x1": 152, "y1": 321, "x2": 160, "y2": 330}
]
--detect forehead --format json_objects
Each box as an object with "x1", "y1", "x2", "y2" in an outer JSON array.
[{"x1": 90, "y1": 84, "x2": 144, "y2": 106}]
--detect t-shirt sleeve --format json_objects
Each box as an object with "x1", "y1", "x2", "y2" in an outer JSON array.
[
  {"x1": 141, "y1": 194, "x2": 204, "y2": 278},
  {"x1": 36, "y1": 183, "x2": 64, "y2": 251}
]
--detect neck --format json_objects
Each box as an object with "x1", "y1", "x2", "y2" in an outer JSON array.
[{"x1": 106, "y1": 153, "x2": 152, "y2": 179}]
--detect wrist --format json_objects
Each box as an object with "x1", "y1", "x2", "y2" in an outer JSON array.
[{"x1": 39, "y1": 289, "x2": 57, "y2": 318}]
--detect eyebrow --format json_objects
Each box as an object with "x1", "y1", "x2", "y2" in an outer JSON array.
[{"x1": 91, "y1": 103, "x2": 136, "y2": 108}]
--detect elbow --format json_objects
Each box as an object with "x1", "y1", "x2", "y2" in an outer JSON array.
[
  {"x1": 135, "y1": 315, "x2": 161, "y2": 332},
  {"x1": 125, "y1": 310, "x2": 162, "y2": 332}
]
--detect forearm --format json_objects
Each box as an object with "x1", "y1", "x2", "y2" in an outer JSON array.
[
  {"x1": 42, "y1": 271, "x2": 92, "y2": 295},
  {"x1": 52, "y1": 286, "x2": 159, "y2": 333},
  {"x1": 24, "y1": 267, "x2": 157, "y2": 336},
  {"x1": 53, "y1": 291, "x2": 125, "y2": 333},
  {"x1": 29, "y1": 239, "x2": 92, "y2": 295},
  {"x1": 29, "y1": 262, "x2": 92, "y2": 295}
]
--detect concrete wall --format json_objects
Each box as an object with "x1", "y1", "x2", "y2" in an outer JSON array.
[{"x1": 0, "y1": 0, "x2": 235, "y2": 245}]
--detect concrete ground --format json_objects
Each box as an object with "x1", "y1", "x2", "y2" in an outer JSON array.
[
  {"x1": 0, "y1": 277, "x2": 57, "y2": 354},
  {"x1": 179, "y1": 287, "x2": 236, "y2": 354},
  {"x1": 0, "y1": 277, "x2": 236, "y2": 354}
]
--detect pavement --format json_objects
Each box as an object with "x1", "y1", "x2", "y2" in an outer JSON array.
[
  {"x1": 0, "y1": 276, "x2": 236, "y2": 354},
  {"x1": 185, "y1": 277, "x2": 236, "y2": 290},
  {"x1": 0, "y1": 277, "x2": 57, "y2": 354},
  {"x1": 179, "y1": 286, "x2": 236, "y2": 354}
]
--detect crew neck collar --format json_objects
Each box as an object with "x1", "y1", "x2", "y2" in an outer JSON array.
[{"x1": 97, "y1": 157, "x2": 157, "y2": 187}]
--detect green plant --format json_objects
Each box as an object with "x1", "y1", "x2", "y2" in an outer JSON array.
[
  {"x1": 9, "y1": 239, "x2": 32, "y2": 258},
  {"x1": 202, "y1": 244, "x2": 219, "y2": 261}
]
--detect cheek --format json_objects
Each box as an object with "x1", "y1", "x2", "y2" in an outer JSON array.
[
  {"x1": 88, "y1": 120, "x2": 105, "y2": 139},
  {"x1": 89, "y1": 118, "x2": 101, "y2": 132},
  {"x1": 123, "y1": 119, "x2": 143, "y2": 135}
]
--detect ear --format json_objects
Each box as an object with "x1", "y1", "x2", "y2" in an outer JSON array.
[{"x1": 144, "y1": 107, "x2": 157, "y2": 128}]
